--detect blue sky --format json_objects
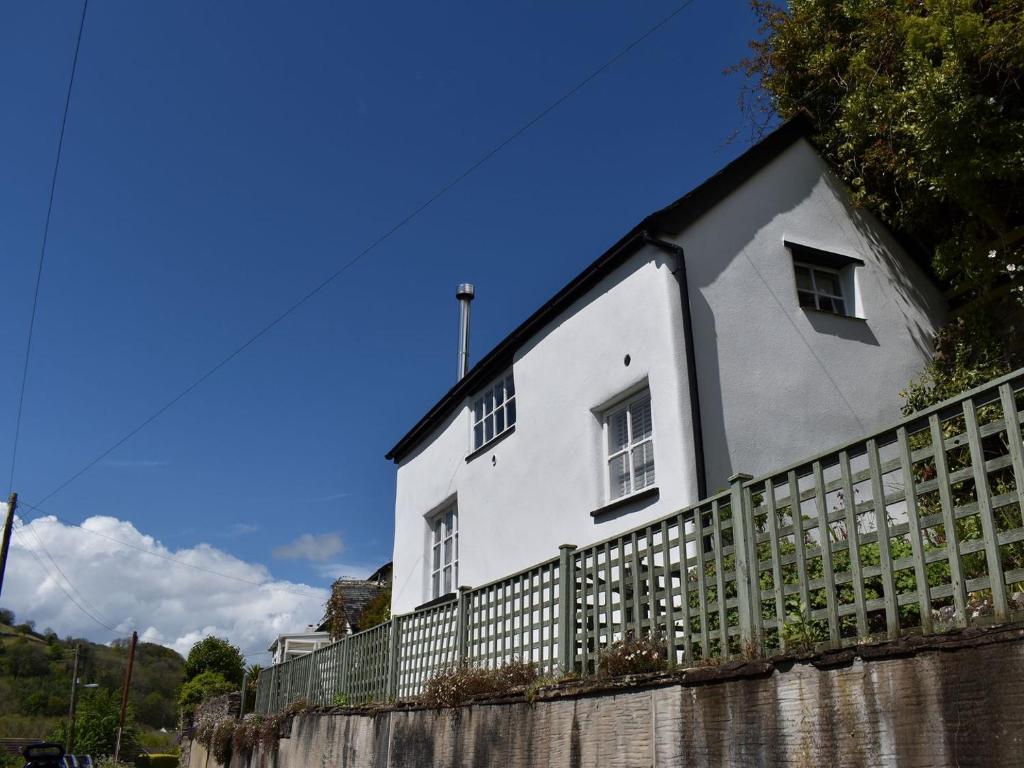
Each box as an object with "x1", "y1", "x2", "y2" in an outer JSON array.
[{"x1": 0, "y1": 1, "x2": 768, "y2": 649}]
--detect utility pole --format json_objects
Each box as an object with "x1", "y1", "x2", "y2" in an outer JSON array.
[
  {"x1": 0, "y1": 492, "x2": 16, "y2": 599},
  {"x1": 66, "y1": 644, "x2": 80, "y2": 755},
  {"x1": 113, "y1": 630, "x2": 138, "y2": 763}
]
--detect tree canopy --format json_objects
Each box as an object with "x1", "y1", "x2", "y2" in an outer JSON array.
[
  {"x1": 183, "y1": 636, "x2": 244, "y2": 685},
  {"x1": 740, "y1": 0, "x2": 1024, "y2": 405}
]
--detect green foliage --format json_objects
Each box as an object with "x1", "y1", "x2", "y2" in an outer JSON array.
[
  {"x1": 232, "y1": 714, "x2": 264, "y2": 756},
  {"x1": 0, "y1": 608, "x2": 14, "y2": 626},
  {"x1": 0, "y1": 620, "x2": 183, "y2": 741},
  {"x1": 740, "y1": 0, "x2": 1024, "y2": 314},
  {"x1": 331, "y1": 692, "x2": 349, "y2": 707},
  {"x1": 183, "y1": 636, "x2": 244, "y2": 685},
  {"x1": 177, "y1": 671, "x2": 236, "y2": 719},
  {"x1": 49, "y1": 688, "x2": 139, "y2": 759},
  {"x1": 596, "y1": 633, "x2": 669, "y2": 678},
  {"x1": 211, "y1": 717, "x2": 234, "y2": 765},
  {"x1": 420, "y1": 659, "x2": 539, "y2": 708},
  {"x1": 779, "y1": 603, "x2": 820, "y2": 653},
  {"x1": 146, "y1": 755, "x2": 179, "y2": 768},
  {"x1": 358, "y1": 585, "x2": 392, "y2": 630}
]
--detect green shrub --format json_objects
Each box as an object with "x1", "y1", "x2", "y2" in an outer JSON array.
[
  {"x1": 134, "y1": 756, "x2": 150, "y2": 768},
  {"x1": 178, "y1": 671, "x2": 236, "y2": 719},
  {"x1": 596, "y1": 632, "x2": 668, "y2": 678},
  {"x1": 232, "y1": 714, "x2": 264, "y2": 755},
  {"x1": 211, "y1": 718, "x2": 234, "y2": 765},
  {"x1": 148, "y1": 755, "x2": 179, "y2": 768}
]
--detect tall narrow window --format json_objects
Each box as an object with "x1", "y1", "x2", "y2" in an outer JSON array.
[
  {"x1": 472, "y1": 372, "x2": 516, "y2": 450},
  {"x1": 604, "y1": 391, "x2": 655, "y2": 501},
  {"x1": 429, "y1": 506, "x2": 458, "y2": 598}
]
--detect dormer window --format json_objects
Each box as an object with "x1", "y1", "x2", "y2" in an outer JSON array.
[
  {"x1": 472, "y1": 372, "x2": 516, "y2": 450},
  {"x1": 785, "y1": 241, "x2": 863, "y2": 318}
]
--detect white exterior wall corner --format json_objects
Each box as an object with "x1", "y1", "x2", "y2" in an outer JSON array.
[
  {"x1": 391, "y1": 246, "x2": 699, "y2": 614},
  {"x1": 669, "y1": 137, "x2": 946, "y2": 488}
]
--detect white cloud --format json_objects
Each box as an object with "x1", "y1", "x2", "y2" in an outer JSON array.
[
  {"x1": 272, "y1": 532, "x2": 343, "y2": 562},
  {"x1": 2, "y1": 509, "x2": 328, "y2": 662}
]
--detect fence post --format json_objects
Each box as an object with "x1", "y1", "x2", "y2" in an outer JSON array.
[
  {"x1": 729, "y1": 473, "x2": 756, "y2": 651},
  {"x1": 558, "y1": 544, "x2": 577, "y2": 674},
  {"x1": 386, "y1": 618, "x2": 401, "y2": 701},
  {"x1": 455, "y1": 585, "x2": 472, "y2": 661}
]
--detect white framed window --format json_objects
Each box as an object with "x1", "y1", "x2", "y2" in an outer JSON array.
[
  {"x1": 472, "y1": 371, "x2": 516, "y2": 450},
  {"x1": 794, "y1": 262, "x2": 848, "y2": 316},
  {"x1": 604, "y1": 391, "x2": 655, "y2": 501},
  {"x1": 429, "y1": 506, "x2": 458, "y2": 598}
]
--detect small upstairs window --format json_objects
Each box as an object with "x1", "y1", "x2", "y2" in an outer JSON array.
[
  {"x1": 786, "y1": 240, "x2": 863, "y2": 318},
  {"x1": 604, "y1": 391, "x2": 655, "y2": 501},
  {"x1": 472, "y1": 372, "x2": 516, "y2": 450}
]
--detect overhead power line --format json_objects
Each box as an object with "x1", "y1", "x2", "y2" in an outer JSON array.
[
  {"x1": 12, "y1": 522, "x2": 119, "y2": 634},
  {"x1": 31, "y1": 0, "x2": 700, "y2": 508},
  {"x1": 18, "y1": 500, "x2": 331, "y2": 601},
  {"x1": 8, "y1": 0, "x2": 90, "y2": 494}
]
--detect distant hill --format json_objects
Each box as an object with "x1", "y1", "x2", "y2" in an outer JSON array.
[{"x1": 0, "y1": 609, "x2": 184, "y2": 751}]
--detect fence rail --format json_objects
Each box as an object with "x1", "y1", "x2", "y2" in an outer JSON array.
[{"x1": 256, "y1": 367, "x2": 1024, "y2": 712}]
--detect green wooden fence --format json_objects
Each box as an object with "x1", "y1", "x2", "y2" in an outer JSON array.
[{"x1": 255, "y1": 367, "x2": 1024, "y2": 712}]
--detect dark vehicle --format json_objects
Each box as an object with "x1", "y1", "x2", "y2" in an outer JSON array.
[{"x1": 20, "y1": 743, "x2": 92, "y2": 768}]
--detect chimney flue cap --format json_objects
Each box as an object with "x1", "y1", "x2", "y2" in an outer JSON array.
[{"x1": 456, "y1": 283, "x2": 475, "y2": 301}]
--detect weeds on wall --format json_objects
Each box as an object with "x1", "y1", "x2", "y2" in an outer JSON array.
[
  {"x1": 596, "y1": 632, "x2": 668, "y2": 677},
  {"x1": 419, "y1": 659, "x2": 539, "y2": 708}
]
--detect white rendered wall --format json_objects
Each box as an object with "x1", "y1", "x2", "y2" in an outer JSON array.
[
  {"x1": 670, "y1": 138, "x2": 946, "y2": 489},
  {"x1": 390, "y1": 138, "x2": 947, "y2": 614},
  {"x1": 391, "y1": 248, "x2": 699, "y2": 614}
]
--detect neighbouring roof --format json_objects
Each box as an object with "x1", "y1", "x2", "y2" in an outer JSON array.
[
  {"x1": 316, "y1": 579, "x2": 387, "y2": 634},
  {"x1": 385, "y1": 115, "x2": 816, "y2": 464}
]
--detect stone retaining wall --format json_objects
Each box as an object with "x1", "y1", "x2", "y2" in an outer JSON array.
[{"x1": 190, "y1": 626, "x2": 1024, "y2": 768}]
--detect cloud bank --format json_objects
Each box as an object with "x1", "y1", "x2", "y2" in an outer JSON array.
[
  {"x1": 3, "y1": 510, "x2": 328, "y2": 662},
  {"x1": 272, "y1": 532, "x2": 343, "y2": 562}
]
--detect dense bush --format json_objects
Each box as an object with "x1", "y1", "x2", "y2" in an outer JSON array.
[
  {"x1": 232, "y1": 714, "x2": 264, "y2": 756},
  {"x1": 211, "y1": 718, "x2": 235, "y2": 765},
  {"x1": 135, "y1": 754, "x2": 177, "y2": 768},
  {"x1": 597, "y1": 633, "x2": 668, "y2": 678},
  {"x1": 183, "y1": 636, "x2": 245, "y2": 685},
  {"x1": 178, "y1": 671, "x2": 236, "y2": 719}
]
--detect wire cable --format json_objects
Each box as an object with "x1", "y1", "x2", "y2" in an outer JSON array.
[
  {"x1": 11, "y1": 523, "x2": 119, "y2": 634},
  {"x1": 13, "y1": 516, "x2": 114, "y2": 628},
  {"x1": 8, "y1": 0, "x2": 90, "y2": 494},
  {"x1": 31, "y1": 0, "x2": 700, "y2": 508},
  {"x1": 19, "y1": 500, "x2": 333, "y2": 601}
]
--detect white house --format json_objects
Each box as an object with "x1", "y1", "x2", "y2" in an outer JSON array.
[
  {"x1": 385, "y1": 117, "x2": 947, "y2": 615},
  {"x1": 268, "y1": 629, "x2": 331, "y2": 665}
]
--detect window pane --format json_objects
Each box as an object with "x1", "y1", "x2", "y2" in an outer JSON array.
[
  {"x1": 630, "y1": 398, "x2": 652, "y2": 443},
  {"x1": 433, "y1": 521, "x2": 441, "y2": 543},
  {"x1": 795, "y1": 266, "x2": 813, "y2": 291},
  {"x1": 485, "y1": 414, "x2": 494, "y2": 442},
  {"x1": 474, "y1": 422, "x2": 484, "y2": 448},
  {"x1": 474, "y1": 398, "x2": 484, "y2": 423},
  {"x1": 443, "y1": 565, "x2": 452, "y2": 594},
  {"x1": 444, "y1": 536, "x2": 452, "y2": 565},
  {"x1": 445, "y1": 509, "x2": 454, "y2": 534},
  {"x1": 495, "y1": 405, "x2": 505, "y2": 434},
  {"x1": 608, "y1": 407, "x2": 629, "y2": 453},
  {"x1": 505, "y1": 374, "x2": 515, "y2": 397},
  {"x1": 506, "y1": 397, "x2": 516, "y2": 427},
  {"x1": 432, "y1": 571, "x2": 440, "y2": 598},
  {"x1": 797, "y1": 290, "x2": 816, "y2": 309},
  {"x1": 432, "y1": 543, "x2": 440, "y2": 569},
  {"x1": 632, "y1": 440, "x2": 655, "y2": 489},
  {"x1": 493, "y1": 379, "x2": 504, "y2": 406},
  {"x1": 609, "y1": 453, "x2": 630, "y2": 499},
  {"x1": 815, "y1": 270, "x2": 841, "y2": 296},
  {"x1": 833, "y1": 298, "x2": 847, "y2": 316},
  {"x1": 818, "y1": 296, "x2": 836, "y2": 313}
]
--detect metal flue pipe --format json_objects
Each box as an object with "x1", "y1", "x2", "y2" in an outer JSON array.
[{"x1": 456, "y1": 283, "x2": 474, "y2": 380}]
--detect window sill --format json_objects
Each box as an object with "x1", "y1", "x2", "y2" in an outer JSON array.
[
  {"x1": 801, "y1": 307, "x2": 867, "y2": 322},
  {"x1": 590, "y1": 486, "x2": 659, "y2": 518},
  {"x1": 414, "y1": 592, "x2": 458, "y2": 611},
  {"x1": 465, "y1": 424, "x2": 516, "y2": 463}
]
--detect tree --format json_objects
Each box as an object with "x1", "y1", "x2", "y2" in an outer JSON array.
[
  {"x1": 0, "y1": 607, "x2": 14, "y2": 625},
  {"x1": 183, "y1": 636, "x2": 244, "y2": 685},
  {"x1": 178, "y1": 671, "x2": 236, "y2": 719},
  {"x1": 740, "y1": 1, "x2": 1024, "y2": 405},
  {"x1": 49, "y1": 688, "x2": 139, "y2": 759}
]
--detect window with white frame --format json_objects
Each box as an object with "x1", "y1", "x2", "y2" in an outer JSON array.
[
  {"x1": 429, "y1": 506, "x2": 458, "y2": 598},
  {"x1": 786, "y1": 240, "x2": 861, "y2": 318},
  {"x1": 604, "y1": 391, "x2": 655, "y2": 501},
  {"x1": 794, "y1": 263, "x2": 848, "y2": 315},
  {"x1": 472, "y1": 371, "x2": 516, "y2": 450}
]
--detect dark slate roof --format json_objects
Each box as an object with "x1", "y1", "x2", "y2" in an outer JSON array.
[
  {"x1": 385, "y1": 116, "x2": 815, "y2": 464},
  {"x1": 317, "y1": 579, "x2": 386, "y2": 634}
]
